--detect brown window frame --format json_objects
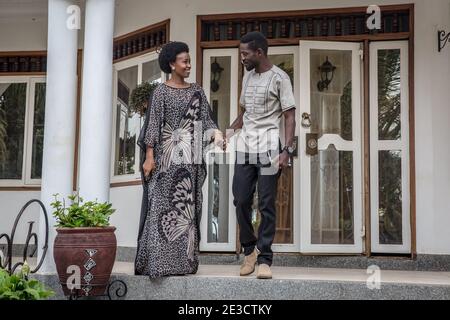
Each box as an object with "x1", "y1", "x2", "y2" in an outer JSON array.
[{"x1": 113, "y1": 19, "x2": 170, "y2": 63}]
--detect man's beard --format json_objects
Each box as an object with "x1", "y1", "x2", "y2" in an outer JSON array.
[{"x1": 245, "y1": 64, "x2": 255, "y2": 71}]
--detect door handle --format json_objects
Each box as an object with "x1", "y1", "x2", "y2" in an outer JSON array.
[
  {"x1": 301, "y1": 112, "x2": 312, "y2": 128},
  {"x1": 306, "y1": 133, "x2": 318, "y2": 156}
]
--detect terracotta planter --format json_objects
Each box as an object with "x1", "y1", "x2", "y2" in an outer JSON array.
[{"x1": 53, "y1": 227, "x2": 117, "y2": 297}]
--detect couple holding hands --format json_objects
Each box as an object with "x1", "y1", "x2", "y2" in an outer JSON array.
[{"x1": 135, "y1": 31, "x2": 296, "y2": 280}]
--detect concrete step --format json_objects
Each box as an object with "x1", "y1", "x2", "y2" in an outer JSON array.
[
  {"x1": 33, "y1": 262, "x2": 450, "y2": 300},
  {"x1": 115, "y1": 247, "x2": 450, "y2": 272},
  {"x1": 7, "y1": 245, "x2": 450, "y2": 271}
]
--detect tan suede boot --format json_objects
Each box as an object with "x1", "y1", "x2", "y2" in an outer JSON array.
[
  {"x1": 239, "y1": 248, "x2": 259, "y2": 276},
  {"x1": 256, "y1": 264, "x2": 272, "y2": 279}
]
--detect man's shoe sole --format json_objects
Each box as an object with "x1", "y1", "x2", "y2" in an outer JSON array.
[{"x1": 240, "y1": 267, "x2": 256, "y2": 276}]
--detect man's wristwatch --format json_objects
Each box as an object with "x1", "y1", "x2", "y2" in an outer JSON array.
[{"x1": 283, "y1": 145, "x2": 295, "y2": 156}]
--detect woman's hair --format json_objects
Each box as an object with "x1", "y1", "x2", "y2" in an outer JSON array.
[{"x1": 158, "y1": 41, "x2": 190, "y2": 74}]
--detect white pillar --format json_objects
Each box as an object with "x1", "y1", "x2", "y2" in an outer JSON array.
[
  {"x1": 39, "y1": 0, "x2": 79, "y2": 273},
  {"x1": 78, "y1": 0, "x2": 116, "y2": 202}
]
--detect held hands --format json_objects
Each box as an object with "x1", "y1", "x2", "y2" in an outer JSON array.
[{"x1": 212, "y1": 130, "x2": 227, "y2": 151}]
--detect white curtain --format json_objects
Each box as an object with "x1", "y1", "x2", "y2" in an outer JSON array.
[{"x1": 311, "y1": 51, "x2": 352, "y2": 245}]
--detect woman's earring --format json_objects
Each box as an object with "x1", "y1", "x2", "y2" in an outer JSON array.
[{"x1": 171, "y1": 66, "x2": 175, "y2": 70}]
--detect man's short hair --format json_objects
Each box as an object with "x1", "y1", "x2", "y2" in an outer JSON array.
[{"x1": 240, "y1": 31, "x2": 268, "y2": 55}]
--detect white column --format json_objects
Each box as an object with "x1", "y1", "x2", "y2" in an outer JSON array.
[
  {"x1": 39, "y1": 0, "x2": 79, "y2": 273},
  {"x1": 78, "y1": 0, "x2": 116, "y2": 202}
]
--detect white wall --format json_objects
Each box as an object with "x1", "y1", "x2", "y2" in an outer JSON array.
[
  {"x1": 0, "y1": 3, "x2": 84, "y2": 52},
  {"x1": 0, "y1": 192, "x2": 41, "y2": 244},
  {"x1": 413, "y1": 0, "x2": 450, "y2": 255},
  {"x1": 0, "y1": 20, "x2": 47, "y2": 51},
  {"x1": 110, "y1": 185, "x2": 142, "y2": 248},
  {"x1": 0, "y1": 186, "x2": 142, "y2": 249},
  {"x1": 1, "y1": 0, "x2": 450, "y2": 254}
]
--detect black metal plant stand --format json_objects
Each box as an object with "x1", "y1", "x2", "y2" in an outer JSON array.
[
  {"x1": 438, "y1": 30, "x2": 450, "y2": 52},
  {"x1": 0, "y1": 199, "x2": 49, "y2": 274},
  {"x1": 68, "y1": 280, "x2": 128, "y2": 300}
]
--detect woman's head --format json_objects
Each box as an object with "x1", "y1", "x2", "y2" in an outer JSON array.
[{"x1": 158, "y1": 41, "x2": 191, "y2": 78}]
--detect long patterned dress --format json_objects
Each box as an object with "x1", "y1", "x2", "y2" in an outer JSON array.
[{"x1": 135, "y1": 83, "x2": 218, "y2": 278}]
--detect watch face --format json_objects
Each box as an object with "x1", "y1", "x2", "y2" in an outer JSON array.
[{"x1": 284, "y1": 146, "x2": 294, "y2": 155}]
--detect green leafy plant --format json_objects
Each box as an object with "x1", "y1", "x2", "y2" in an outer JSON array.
[
  {"x1": 51, "y1": 193, "x2": 115, "y2": 228},
  {"x1": 129, "y1": 81, "x2": 158, "y2": 116},
  {"x1": 0, "y1": 262, "x2": 54, "y2": 300}
]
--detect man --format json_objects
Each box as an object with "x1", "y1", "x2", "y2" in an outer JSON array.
[{"x1": 227, "y1": 31, "x2": 296, "y2": 279}]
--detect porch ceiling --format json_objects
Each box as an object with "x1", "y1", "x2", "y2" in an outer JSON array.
[
  {"x1": 0, "y1": 0, "x2": 48, "y2": 22},
  {"x1": 0, "y1": 0, "x2": 86, "y2": 22}
]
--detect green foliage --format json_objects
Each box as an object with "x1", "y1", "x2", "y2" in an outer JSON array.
[
  {"x1": 0, "y1": 263, "x2": 54, "y2": 300},
  {"x1": 378, "y1": 49, "x2": 401, "y2": 140},
  {"x1": 377, "y1": 50, "x2": 403, "y2": 244},
  {"x1": 51, "y1": 193, "x2": 115, "y2": 228},
  {"x1": 378, "y1": 151, "x2": 402, "y2": 244},
  {"x1": 129, "y1": 81, "x2": 158, "y2": 116}
]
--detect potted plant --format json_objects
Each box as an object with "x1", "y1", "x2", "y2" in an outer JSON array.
[
  {"x1": 0, "y1": 262, "x2": 54, "y2": 300},
  {"x1": 51, "y1": 194, "x2": 116, "y2": 297},
  {"x1": 129, "y1": 81, "x2": 158, "y2": 116}
]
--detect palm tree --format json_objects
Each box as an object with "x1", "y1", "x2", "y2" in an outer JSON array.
[
  {"x1": 378, "y1": 50, "x2": 401, "y2": 140},
  {"x1": 377, "y1": 49, "x2": 402, "y2": 245}
]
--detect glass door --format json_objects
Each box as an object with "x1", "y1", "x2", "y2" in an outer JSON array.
[
  {"x1": 299, "y1": 41, "x2": 364, "y2": 253},
  {"x1": 267, "y1": 46, "x2": 300, "y2": 252},
  {"x1": 370, "y1": 41, "x2": 410, "y2": 254},
  {"x1": 200, "y1": 48, "x2": 239, "y2": 252},
  {"x1": 239, "y1": 46, "x2": 300, "y2": 252}
]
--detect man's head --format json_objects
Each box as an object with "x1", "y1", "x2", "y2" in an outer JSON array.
[{"x1": 239, "y1": 31, "x2": 268, "y2": 71}]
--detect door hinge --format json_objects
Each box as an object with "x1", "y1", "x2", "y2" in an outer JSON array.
[
  {"x1": 358, "y1": 49, "x2": 364, "y2": 60},
  {"x1": 361, "y1": 226, "x2": 366, "y2": 238}
]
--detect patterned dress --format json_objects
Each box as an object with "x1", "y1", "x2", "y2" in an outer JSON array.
[{"x1": 135, "y1": 83, "x2": 218, "y2": 278}]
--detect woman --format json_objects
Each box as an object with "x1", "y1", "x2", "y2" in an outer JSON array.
[{"x1": 135, "y1": 41, "x2": 223, "y2": 277}]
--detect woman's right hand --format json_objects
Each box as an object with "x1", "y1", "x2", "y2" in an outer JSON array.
[{"x1": 143, "y1": 158, "x2": 156, "y2": 178}]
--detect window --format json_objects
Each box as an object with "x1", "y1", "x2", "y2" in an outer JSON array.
[
  {"x1": 0, "y1": 77, "x2": 46, "y2": 187},
  {"x1": 370, "y1": 41, "x2": 410, "y2": 254},
  {"x1": 200, "y1": 48, "x2": 239, "y2": 252},
  {"x1": 111, "y1": 52, "x2": 165, "y2": 183}
]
